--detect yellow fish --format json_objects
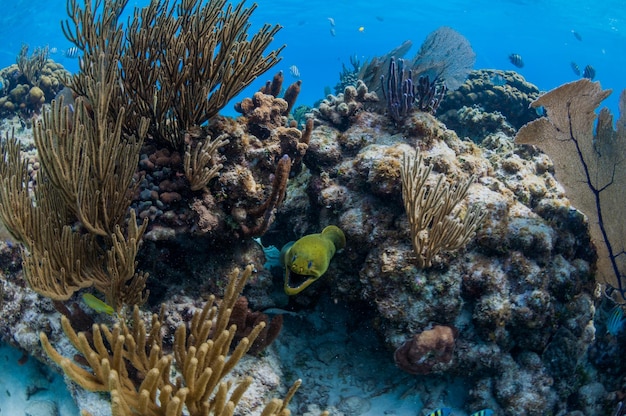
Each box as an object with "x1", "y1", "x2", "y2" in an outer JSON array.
[
  {"x1": 82, "y1": 293, "x2": 115, "y2": 315},
  {"x1": 358, "y1": 26, "x2": 365, "y2": 32},
  {"x1": 281, "y1": 225, "x2": 346, "y2": 295}
]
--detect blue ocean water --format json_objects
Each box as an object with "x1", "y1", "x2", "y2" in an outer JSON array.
[{"x1": 0, "y1": 0, "x2": 624, "y2": 115}]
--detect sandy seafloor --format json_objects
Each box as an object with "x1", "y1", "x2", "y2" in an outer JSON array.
[{"x1": 0, "y1": 342, "x2": 80, "y2": 415}]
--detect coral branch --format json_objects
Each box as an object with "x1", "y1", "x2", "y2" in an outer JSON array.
[
  {"x1": 400, "y1": 149, "x2": 485, "y2": 268},
  {"x1": 184, "y1": 130, "x2": 229, "y2": 192},
  {"x1": 239, "y1": 154, "x2": 292, "y2": 238},
  {"x1": 40, "y1": 266, "x2": 305, "y2": 416}
]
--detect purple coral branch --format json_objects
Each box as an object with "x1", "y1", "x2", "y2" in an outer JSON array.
[{"x1": 381, "y1": 57, "x2": 446, "y2": 122}]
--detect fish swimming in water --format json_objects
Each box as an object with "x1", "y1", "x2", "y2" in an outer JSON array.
[
  {"x1": 606, "y1": 306, "x2": 625, "y2": 336},
  {"x1": 582, "y1": 64, "x2": 596, "y2": 80},
  {"x1": 570, "y1": 61, "x2": 581, "y2": 76},
  {"x1": 281, "y1": 225, "x2": 346, "y2": 295},
  {"x1": 289, "y1": 65, "x2": 300, "y2": 78},
  {"x1": 82, "y1": 293, "x2": 115, "y2": 315},
  {"x1": 508, "y1": 53, "x2": 524, "y2": 68},
  {"x1": 425, "y1": 408, "x2": 452, "y2": 416},
  {"x1": 571, "y1": 29, "x2": 582, "y2": 41},
  {"x1": 327, "y1": 17, "x2": 335, "y2": 27},
  {"x1": 358, "y1": 26, "x2": 365, "y2": 32},
  {"x1": 330, "y1": 28, "x2": 336, "y2": 37},
  {"x1": 63, "y1": 46, "x2": 80, "y2": 58}
]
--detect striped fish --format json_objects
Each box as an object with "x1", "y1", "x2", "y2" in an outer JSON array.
[
  {"x1": 63, "y1": 46, "x2": 80, "y2": 58},
  {"x1": 582, "y1": 64, "x2": 596, "y2": 80},
  {"x1": 508, "y1": 53, "x2": 524, "y2": 68},
  {"x1": 289, "y1": 64, "x2": 300, "y2": 78},
  {"x1": 607, "y1": 306, "x2": 625, "y2": 336}
]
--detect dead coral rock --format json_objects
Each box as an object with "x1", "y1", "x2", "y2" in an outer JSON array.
[
  {"x1": 304, "y1": 125, "x2": 343, "y2": 170},
  {"x1": 354, "y1": 143, "x2": 413, "y2": 197},
  {"x1": 394, "y1": 325, "x2": 456, "y2": 374},
  {"x1": 235, "y1": 91, "x2": 289, "y2": 139}
]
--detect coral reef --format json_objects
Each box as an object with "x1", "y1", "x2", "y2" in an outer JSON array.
[
  {"x1": 438, "y1": 69, "x2": 541, "y2": 141},
  {"x1": 270, "y1": 95, "x2": 602, "y2": 414},
  {"x1": 359, "y1": 27, "x2": 475, "y2": 122},
  {"x1": 310, "y1": 80, "x2": 378, "y2": 130},
  {"x1": 0, "y1": 48, "x2": 69, "y2": 118},
  {"x1": 40, "y1": 266, "x2": 304, "y2": 416},
  {"x1": 0, "y1": 3, "x2": 623, "y2": 414}
]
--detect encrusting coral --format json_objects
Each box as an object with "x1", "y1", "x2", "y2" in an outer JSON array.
[{"x1": 40, "y1": 265, "x2": 318, "y2": 416}]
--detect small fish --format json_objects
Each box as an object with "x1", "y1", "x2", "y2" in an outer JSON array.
[
  {"x1": 261, "y1": 307, "x2": 301, "y2": 317},
  {"x1": 508, "y1": 53, "x2": 524, "y2": 68},
  {"x1": 607, "y1": 306, "x2": 625, "y2": 336},
  {"x1": 49, "y1": 47, "x2": 58, "y2": 54},
  {"x1": 63, "y1": 47, "x2": 80, "y2": 58},
  {"x1": 327, "y1": 17, "x2": 335, "y2": 27},
  {"x1": 82, "y1": 293, "x2": 115, "y2": 315},
  {"x1": 570, "y1": 61, "x2": 580, "y2": 76},
  {"x1": 582, "y1": 64, "x2": 595, "y2": 80},
  {"x1": 289, "y1": 64, "x2": 300, "y2": 78},
  {"x1": 571, "y1": 29, "x2": 582, "y2": 41},
  {"x1": 358, "y1": 26, "x2": 365, "y2": 32},
  {"x1": 470, "y1": 410, "x2": 494, "y2": 416},
  {"x1": 375, "y1": 16, "x2": 384, "y2": 22},
  {"x1": 426, "y1": 409, "x2": 452, "y2": 416},
  {"x1": 330, "y1": 28, "x2": 336, "y2": 37}
]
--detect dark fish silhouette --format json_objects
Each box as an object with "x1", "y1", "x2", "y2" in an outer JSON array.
[
  {"x1": 571, "y1": 30, "x2": 582, "y2": 41},
  {"x1": 508, "y1": 53, "x2": 524, "y2": 68},
  {"x1": 571, "y1": 61, "x2": 581, "y2": 76},
  {"x1": 583, "y1": 64, "x2": 596, "y2": 80}
]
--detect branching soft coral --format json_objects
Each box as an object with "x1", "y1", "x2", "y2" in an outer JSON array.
[{"x1": 40, "y1": 266, "x2": 319, "y2": 416}]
